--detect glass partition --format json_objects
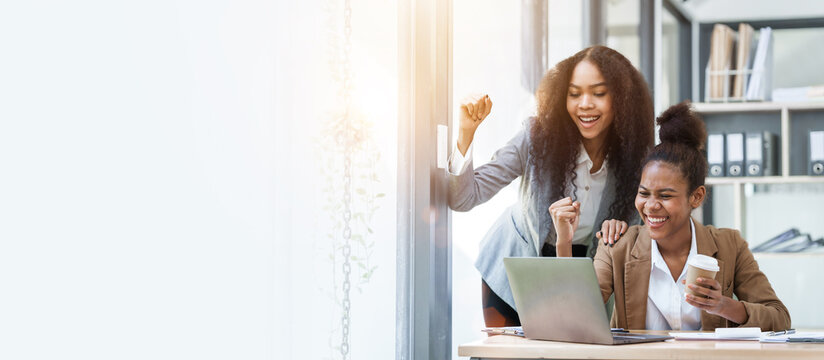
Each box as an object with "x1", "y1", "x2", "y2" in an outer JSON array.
[
  {"x1": 276, "y1": 1, "x2": 398, "y2": 359},
  {"x1": 606, "y1": 0, "x2": 641, "y2": 69},
  {"x1": 451, "y1": 1, "x2": 581, "y2": 358}
]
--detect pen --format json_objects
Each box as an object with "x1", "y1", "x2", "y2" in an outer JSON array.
[{"x1": 767, "y1": 329, "x2": 795, "y2": 336}]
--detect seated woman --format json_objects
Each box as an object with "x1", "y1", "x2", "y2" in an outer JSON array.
[{"x1": 592, "y1": 102, "x2": 791, "y2": 331}]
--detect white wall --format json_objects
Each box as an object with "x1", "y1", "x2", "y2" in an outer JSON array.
[
  {"x1": 1, "y1": 1, "x2": 397, "y2": 359},
  {"x1": 773, "y1": 28, "x2": 824, "y2": 88},
  {"x1": 1, "y1": 1, "x2": 278, "y2": 359}
]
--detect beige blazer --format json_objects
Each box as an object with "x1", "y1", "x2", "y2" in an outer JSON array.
[{"x1": 594, "y1": 219, "x2": 791, "y2": 331}]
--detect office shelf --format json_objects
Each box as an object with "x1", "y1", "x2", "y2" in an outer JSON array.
[
  {"x1": 706, "y1": 176, "x2": 824, "y2": 185},
  {"x1": 694, "y1": 101, "x2": 824, "y2": 236},
  {"x1": 693, "y1": 101, "x2": 824, "y2": 113},
  {"x1": 686, "y1": 11, "x2": 824, "y2": 333}
]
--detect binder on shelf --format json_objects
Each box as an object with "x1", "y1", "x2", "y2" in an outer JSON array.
[
  {"x1": 726, "y1": 133, "x2": 745, "y2": 177},
  {"x1": 745, "y1": 131, "x2": 777, "y2": 176},
  {"x1": 810, "y1": 130, "x2": 824, "y2": 176},
  {"x1": 707, "y1": 133, "x2": 726, "y2": 177},
  {"x1": 733, "y1": 23, "x2": 755, "y2": 99},
  {"x1": 746, "y1": 27, "x2": 773, "y2": 101}
]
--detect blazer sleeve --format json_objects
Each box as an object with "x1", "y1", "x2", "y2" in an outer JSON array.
[
  {"x1": 593, "y1": 240, "x2": 615, "y2": 304},
  {"x1": 448, "y1": 126, "x2": 529, "y2": 212},
  {"x1": 731, "y1": 233, "x2": 792, "y2": 331}
]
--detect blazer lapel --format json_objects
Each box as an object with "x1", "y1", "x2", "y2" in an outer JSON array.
[
  {"x1": 624, "y1": 228, "x2": 652, "y2": 329},
  {"x1": 694, "y1": 218, "x2": 718, "y2": 258},
  {"x1": 693, "y1": 219, "x2": 727, "y2": 329}
]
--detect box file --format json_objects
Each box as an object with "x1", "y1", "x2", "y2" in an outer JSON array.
[
  {"x1": 726, "y1": 133, "x2": 745, "y2": 177},
  {"x1": 810, "y1": 130, "x2": 824, "y2": 176},
  {"x1": 745, "y1": 131, "x2": 777, "y2": 176},
  {"x1": 707, "y1": 133, "x2": 726, "y2": 177}
]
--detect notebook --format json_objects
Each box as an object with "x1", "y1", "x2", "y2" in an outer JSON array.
[{"x1": 503, "y1": 257, "x2": 673, "y2": 345}]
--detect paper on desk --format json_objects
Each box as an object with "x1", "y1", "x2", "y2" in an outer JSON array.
[
  {"x1": 670, "y1": 327, "x2": 762, "y2": 341},
  {"x1": 760, "y1": 332, "x2": 824, "y2": 343},
  {"x1": 482, "y1": 326, "x2": 524, "y2": 337}
]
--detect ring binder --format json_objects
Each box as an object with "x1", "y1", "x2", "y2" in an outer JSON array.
[
  {"x1": 707, "y1": 133, "x2": 726, "y2": 177},
  {"x1": 745, "y1": 132, "x2": 777, "y2": 176},
  {"x1": 810, "y1": 130, "x2": 824, "y2": 176},
  {"x1": 726, "y1": 133, "x2": 745, "y2": 177}
]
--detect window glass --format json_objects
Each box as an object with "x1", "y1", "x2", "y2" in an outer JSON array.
[
  {"x1": 451, "y1": 1, "x2": 580, "y2": 358},
  {"x1": 661, "y1": 7, "x2": 681, "y2": 106},
  {"x1": 277, "y1": 1, "x2": 398, "y2": 359},
  {"x1": 606, "y1": 0, "x2": 640, "y2": 69}
]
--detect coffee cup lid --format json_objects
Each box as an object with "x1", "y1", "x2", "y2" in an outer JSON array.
[{"x1": 689, "y1": 254, "x2": 719, "y2": 272}]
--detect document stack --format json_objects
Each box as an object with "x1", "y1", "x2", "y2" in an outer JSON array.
[
  {"x1": 707, "y1": 24, "x2": 736, "y2": 101},
  {"x1": 745, "y1": 27, "x2": 773, "y2": 101},
  {"x1": 706, "y1": 24, "x2": 772, "y2": 102}
]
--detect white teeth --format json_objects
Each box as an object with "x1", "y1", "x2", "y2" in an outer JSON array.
[
  {"x1": 647, "y1": 216, "x2": 667, "y2": 224},
  {"x1": 579, "y1": 116, "x2": 599, "y2": 122}
]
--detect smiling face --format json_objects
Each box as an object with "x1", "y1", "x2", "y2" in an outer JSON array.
[
  {"x1": 635, "y1": 161, "x2": 706, "y2": 244},
  {"x1": 566, "y1": 60, "x2": 615, "y2": 152}
]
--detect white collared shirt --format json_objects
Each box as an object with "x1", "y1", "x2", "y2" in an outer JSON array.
[
  {"x1": 569, "y1": 144, "x2": 607, "y2": 245},
  {"x1": 449, "y1": 142, "x2": 607, "y2": 246},
  {"x1": 645, "y1": 219, "x2": 702, "y2": 330}
]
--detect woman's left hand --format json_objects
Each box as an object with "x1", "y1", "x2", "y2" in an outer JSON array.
[
  {"x1": 683, "y1": 277, "x2": 748, "y2": 324},
  {"x1": 597, "y1": 219, "x2": 628, "y2": 246},
  {"x1": 684, "y1": 277, "x2": 726, "y2": 315}
]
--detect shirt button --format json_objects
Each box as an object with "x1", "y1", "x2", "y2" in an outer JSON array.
[{"x1": 585, "y1": 186, "x2": 590, "y2": 191}]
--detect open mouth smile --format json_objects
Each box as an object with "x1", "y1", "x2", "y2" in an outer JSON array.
[
  {"x1": 578, "y1": 115, "x2": 600, "y2": 128},
  {"x1": 646, "y1": 215, "x2": 669, "y2": 228}
]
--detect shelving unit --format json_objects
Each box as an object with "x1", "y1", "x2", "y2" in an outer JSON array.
[
  {"x1": 665, "y1": 1, "x2": 824, "y2": 331},
  {"x1": 693, "y1": 101, "x2": 824, "y2": 236}
]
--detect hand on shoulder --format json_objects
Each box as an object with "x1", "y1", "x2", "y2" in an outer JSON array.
[{"x1": 597, "y1": 219, "x2": 628, "y2": 246}]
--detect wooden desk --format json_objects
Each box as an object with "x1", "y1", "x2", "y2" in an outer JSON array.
[{"x1": 458, "y1": 331, "x2": 824, "y2": 360}]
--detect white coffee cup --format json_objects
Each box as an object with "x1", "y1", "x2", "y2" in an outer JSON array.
[{"x1": 685, "y1": 254, "x2": 720, "y2": 296}]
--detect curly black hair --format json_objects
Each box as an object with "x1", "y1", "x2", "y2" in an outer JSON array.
[
  {"x1": 530, "y1": 46, "x2": 654, "y2": 222},
  {"x1": 644, "y1": 101, "x2": 708, "y2": 192}
]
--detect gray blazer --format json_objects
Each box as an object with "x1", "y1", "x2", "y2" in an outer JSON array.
[{"x1": 449, "y1": 118, "x2": 636, "y2": 309}]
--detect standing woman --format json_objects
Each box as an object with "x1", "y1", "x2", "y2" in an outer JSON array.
[{"x1": 449, "y1": 46, "x2": 654, "y2": 327}]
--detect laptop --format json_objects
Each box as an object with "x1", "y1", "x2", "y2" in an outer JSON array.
[{"x1": 503, "y1": 257, "x2": 673, "y2": 345}]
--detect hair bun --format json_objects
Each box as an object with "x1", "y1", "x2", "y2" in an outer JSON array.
[{"x1": 656, "y1": 101, "x2": 706, "y2": 151}]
